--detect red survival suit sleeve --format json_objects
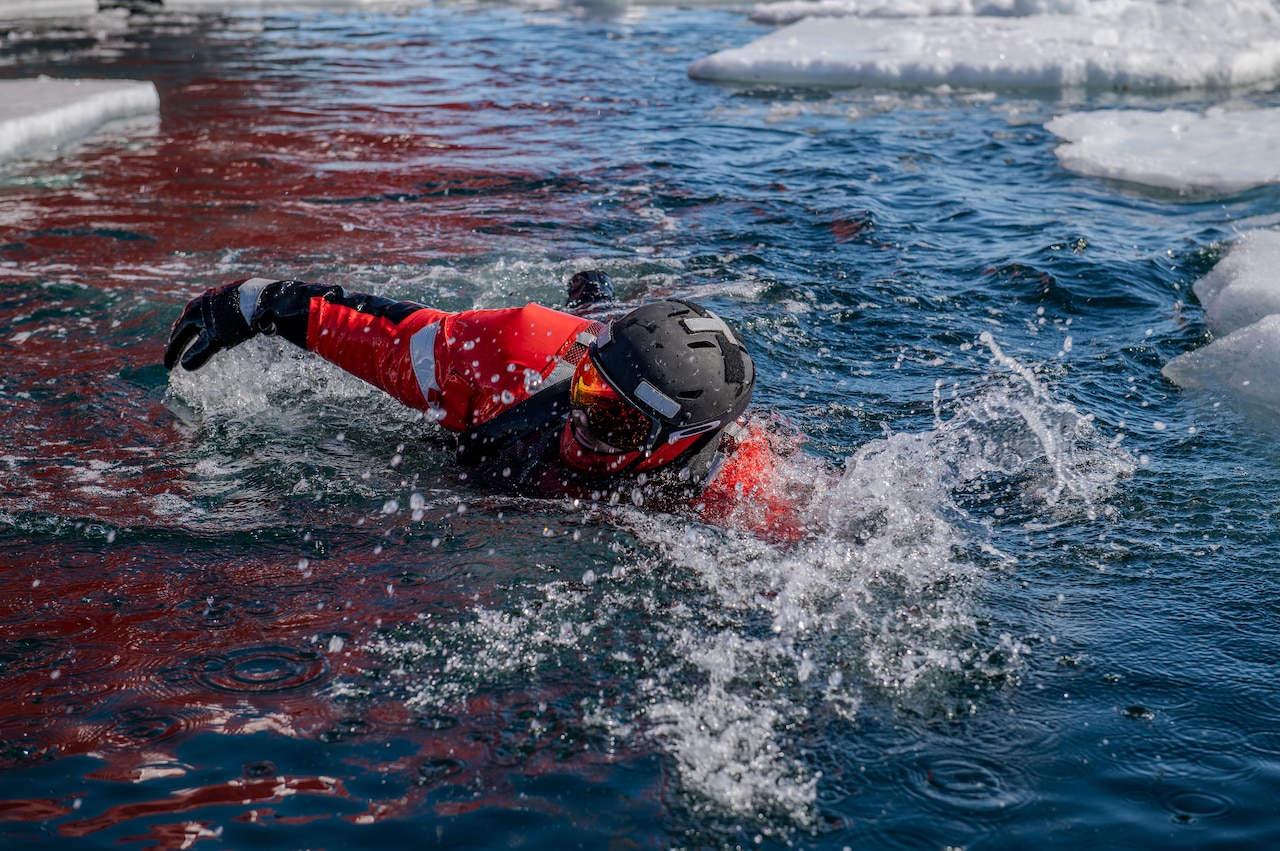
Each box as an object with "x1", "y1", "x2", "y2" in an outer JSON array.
[
  {"x1": 696, "y1": 418, "x2": 810, "y2": 543},
  {"x1": 304, "y1": 292, "x2": 594, "y2": 433}
]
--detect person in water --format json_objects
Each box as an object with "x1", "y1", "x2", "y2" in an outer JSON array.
[{"x1": 164, "y1": 271, "x2": 779, "y2": 514}]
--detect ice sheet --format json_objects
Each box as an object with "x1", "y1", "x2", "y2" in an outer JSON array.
[
  {"x1": 0, "y1": 77, "x2": 160, "y2": 164},
  {"x1": 1046, "y1": 108, "x2": 1280, "y2": 194},
  {"x1": 690, "y1": 2, "x2": 1280, "y2": 91},
  {"x1": 1163, "y1": 230, "x2": 1280, "y2": 411}
]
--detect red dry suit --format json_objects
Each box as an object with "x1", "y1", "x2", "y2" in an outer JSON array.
[{"x1": 254, "y1": 280, "x2": 791, "y2": 517}]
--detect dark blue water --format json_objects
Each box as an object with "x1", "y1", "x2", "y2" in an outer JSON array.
[{"x1": 2, "y1": 4, "x2": 1280, "y2": 849}]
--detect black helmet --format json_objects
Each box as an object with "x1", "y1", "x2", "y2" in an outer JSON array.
[{"x1": 590, "y1": 299, "x2": 754, "y2": 447}]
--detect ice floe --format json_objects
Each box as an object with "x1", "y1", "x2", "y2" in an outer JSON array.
[
  {"x1": 163, "y1": 0, "x2": 419, "y2": 8},
  {"x1": 690, "y1": 1, "x2": 1280, "y2": 91},
  {"x1": 1187, "y1": 230, "x2": 1280, "y2": 337},
  {"x1": 0, "y1": 76, "x2": 159, "y2": 164},
  {"x1": 0, "y1": 0, "x2": 95, "y2": 19},
  {"x1": 1163, "y1": 230, "x2": 1280, "y2": 411},
  {"x1": 1046, "y1": 107, "x2": 1280, "y2": 195},
  {"x1": 749, "y1": 0, "x2": 1090, "y2": 26}
]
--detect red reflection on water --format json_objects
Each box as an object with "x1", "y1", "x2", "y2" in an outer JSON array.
[
  {"x1": 0, "y1": 75, "x2": 585, "y2": 287},
  {"x1": 60, "y1": 775, "x2": 345, "y2": 838},
  {"x1": 0, "y1": 531, "x2": 655, "y2": 838},
  {"x1": 0, "y1": 19, "x2": 666, "y2": 844},
  {"x1": 0, "y1": 798, "x2": 73, "y2": 822}
]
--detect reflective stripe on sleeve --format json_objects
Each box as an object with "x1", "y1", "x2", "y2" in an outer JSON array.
[{"x1": 409, "y1": 321, "x2": 441, "y2": 402}]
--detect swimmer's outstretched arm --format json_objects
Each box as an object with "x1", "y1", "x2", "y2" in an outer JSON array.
[
  {"x1": 164, "y1": 278, "x2": 448, "y2": 413},
  {"x1": 164, "y1": 279, "x2": 597, "y2": 433}
]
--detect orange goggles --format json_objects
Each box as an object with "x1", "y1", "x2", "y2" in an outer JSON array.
[{"x1": 568, "y1": 358, "x2": 655, "y2": 453}]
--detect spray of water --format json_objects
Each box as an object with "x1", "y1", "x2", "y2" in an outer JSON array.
[{"x1": 366, "y1": 335, "x2": 1135, "y2": 826}]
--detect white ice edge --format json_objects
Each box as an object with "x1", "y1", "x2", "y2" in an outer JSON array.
[
  {"x1": 162, "y1": 0, "x2": 425, "y2": 8},
  {"x1": 1046, "y1": 107, "x2": 1280, "y2": 194},
  {"x1": 1164, "y1": 230, "x2": 1280, "y2": 411},
  {"x1": 0, "y1": 0, "x2": 96, "y2": 19},
  {"x1": 0, "y1": 77, "x2": 160, "y2": 164},
  {"x1": 688, "y1": 7, "x2": 1280, "y2": 91}
]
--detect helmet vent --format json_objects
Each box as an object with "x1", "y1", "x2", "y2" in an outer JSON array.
[
  {"x1": 721, "y1": 339, "x2": 745, "y2": 386},
  {"x1": 687, "y1": 340, "x2": 716, "y2": 349}
]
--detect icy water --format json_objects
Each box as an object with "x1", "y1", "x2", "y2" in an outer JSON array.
[{"x1": 2, "y1": 4, "x2": 1280, "y2": 849}]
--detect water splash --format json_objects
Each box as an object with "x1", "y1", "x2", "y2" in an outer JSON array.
[{"x1": 364, "y1": 337, "x2": 1134, "y2": 829}]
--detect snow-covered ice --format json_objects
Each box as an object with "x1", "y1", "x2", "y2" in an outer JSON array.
[
  {"x1": 1164, "y1": 231, "x2": 1280, "y2": 411},
  {"x1": 0, "y1": 77, "x2": 159, "y2": 164},
  {"x1": 1046, "y1": 108, "x2": 1280, "y2": 195},
  {"x1": 690, "y1": 1, "x2": 1280, "y2": 91},
  {"x1": 0, "y1": 0, "x2": 95, "y2": 18}
]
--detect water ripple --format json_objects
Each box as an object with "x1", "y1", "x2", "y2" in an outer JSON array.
[
  {"x1": 191, "y1": 646, "x2": 331, "y2": 695},
  {"x1": 908, "y1": 753, "x2": 1032, "y2": 818}
]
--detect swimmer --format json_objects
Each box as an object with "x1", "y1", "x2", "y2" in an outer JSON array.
[{"x1": 165, "y1": 272, "x2": 769, "y2": 510}]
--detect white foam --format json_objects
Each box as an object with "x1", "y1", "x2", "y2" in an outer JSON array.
[
  {"x1": 690, "y1": 1, "x2": 1280, "y2": 91},
  {"x1": 1163, "y1": 230, "x2": 1280, "y2": 410},
  {"x1": 0, "y1": 0, "x2": 95, "y2": 18},
  {"x1": 1046, "y1": 107, "x2": 1280, "y2": 194},
  {"x1": 0, "y1": 77, "x2": 159, "y2": 164}
]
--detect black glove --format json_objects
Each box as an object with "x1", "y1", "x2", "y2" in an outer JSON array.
[
  {"x1": 164, "y1": 281, "x2": 259, "y2": 371},
  {"x1": 566, "y1": 270, "x2": 615, "y2": 310},
  {"x1": 166, "y1": 278, "x2": 415, "y2": 371}
]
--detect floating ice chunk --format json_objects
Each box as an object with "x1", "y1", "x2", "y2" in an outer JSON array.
[
  {"x1": 0, "y1": 0, "x2": 96, "y2": 18},
  {"x1": 689, "y1": 5, "x2": 1280, "y2": 91},
  {"x1": 749, "y1": 0, "x2": 1089, "y2": 26},
  {"x1": 1046, "y1": 108, "x2": 1280, "y2": 194},
  {"x1": 165, "y1": 0, "x2": 414, "y2": 8},
  {"x1": 1163, "y1": 315, "x2": 1280, "y2": 411},
  {"x1": 1190, "y1": 230, "x2": 1280, "y2": 336},
  {"x1": 0, "y1": 77, "x2": 159, "y2": 164},
  {"x1": 1164, "y1": 230, "x2": 1280, "y2": 410}
]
